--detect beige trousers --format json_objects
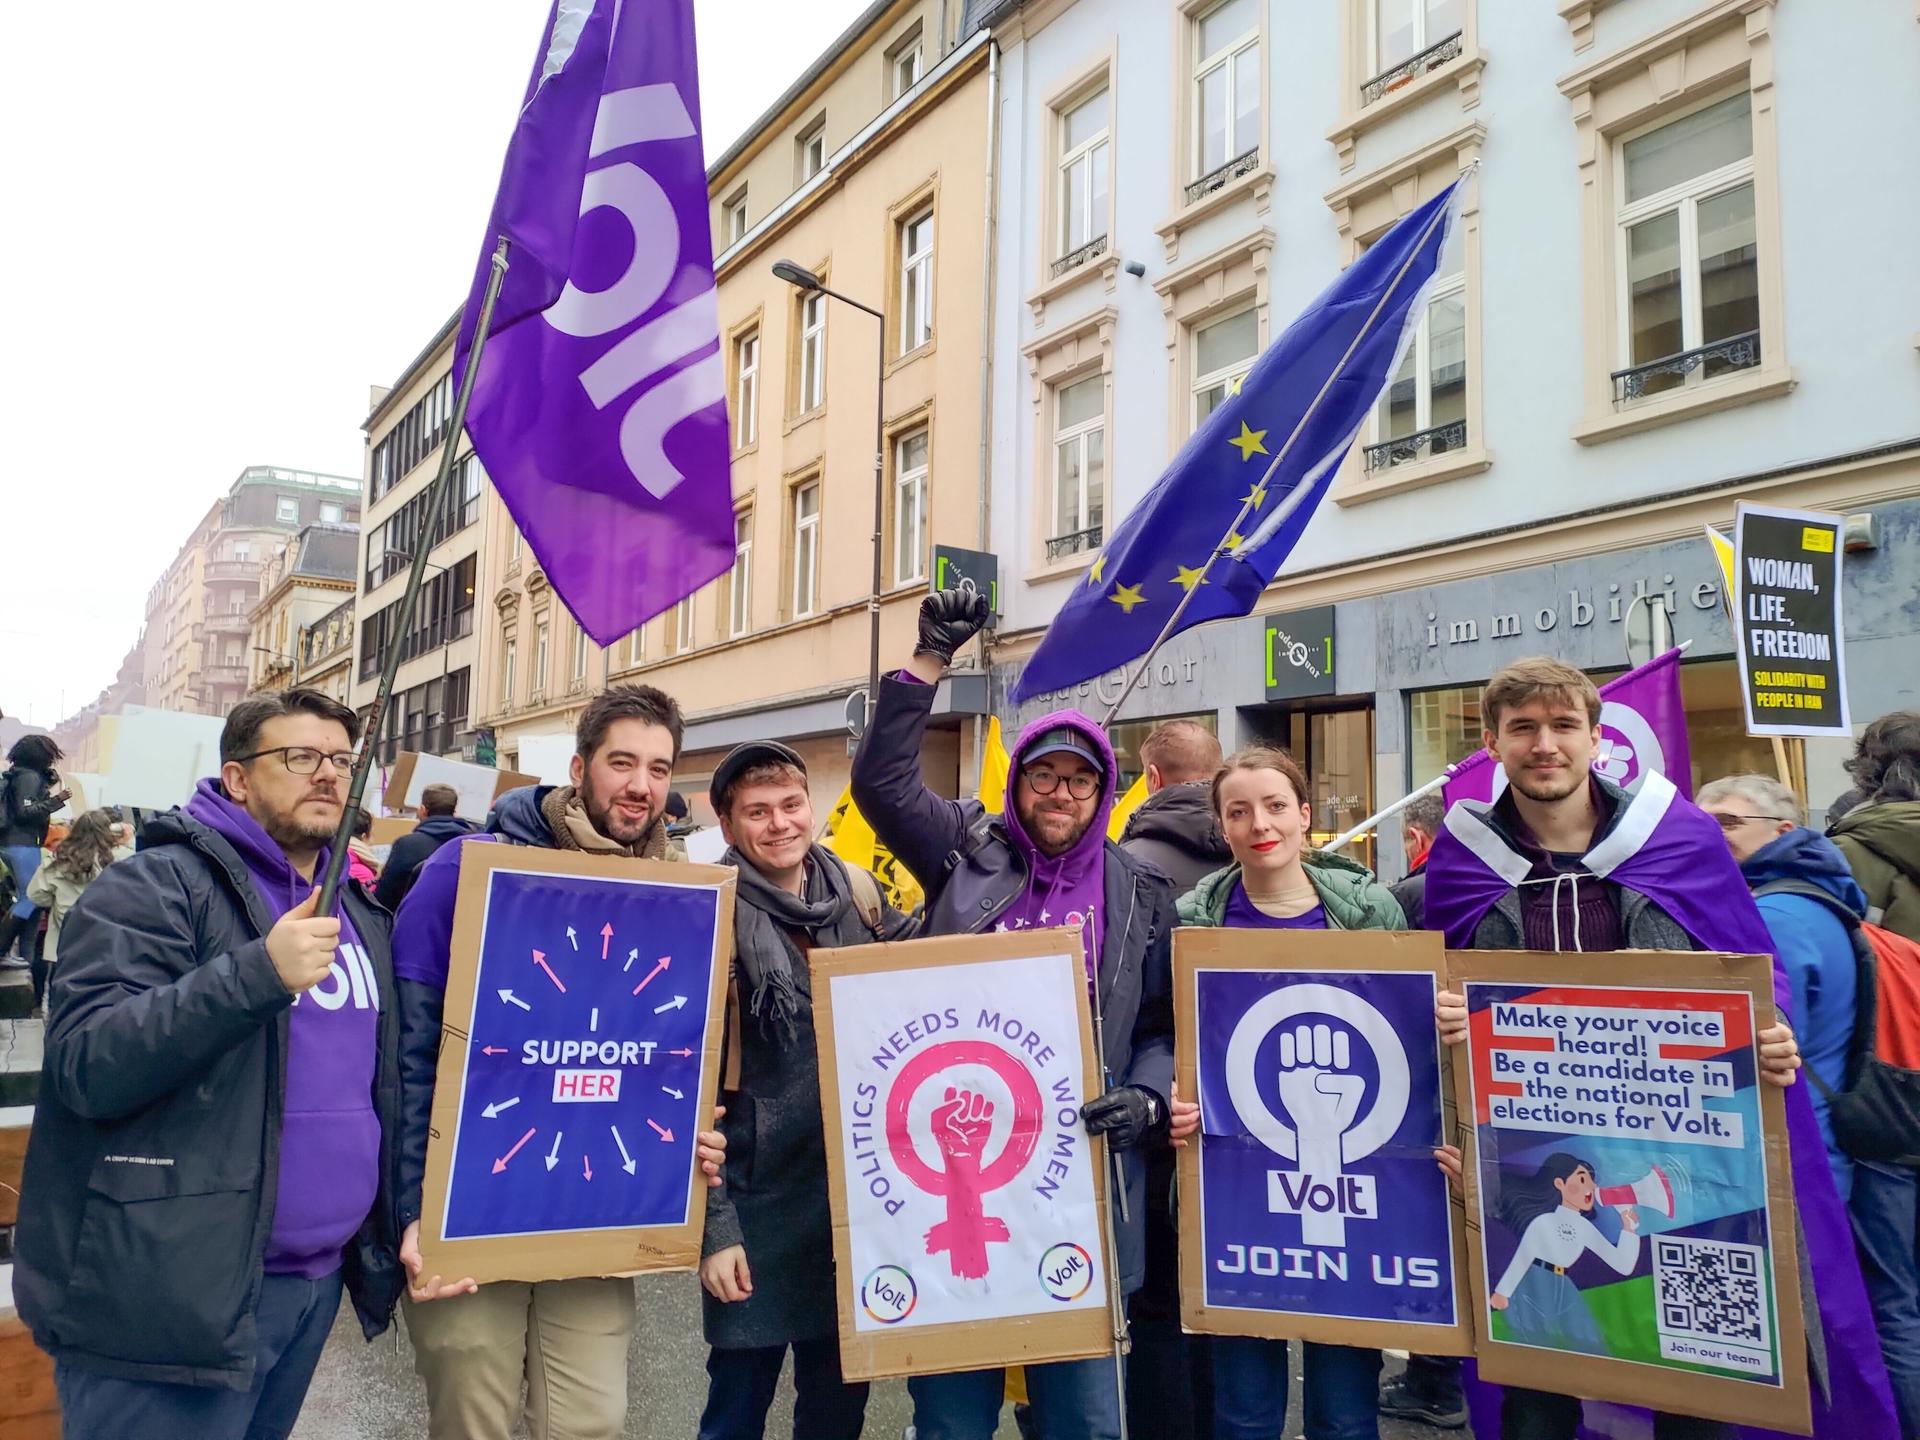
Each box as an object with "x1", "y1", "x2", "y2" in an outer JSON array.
[{"x1": 403, "y1": 1277, "x2": 637, "y2": 1440}]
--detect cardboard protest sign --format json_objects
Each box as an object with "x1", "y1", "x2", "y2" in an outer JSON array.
[
  {"x1": 419, "y1": 845, "x2": 733, "y2": 1284},
  {"x1": 383, "y1": 751, "x2": 541, "y2": 822},
  {"x1": 1176, "y1": 929, "x2": 1471, "y2": 1352},
  {"x1": 1733, "y1": 501, "x2": 1849, "y2": 738},
  {"x1": 811, "y1": 928, "x2": 1114, "y2": 1380},
  {"x1": 1450, "y1": 950, "x2": 1808, "y2": 1432}
]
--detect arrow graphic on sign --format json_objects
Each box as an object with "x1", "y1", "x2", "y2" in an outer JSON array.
[
  {"x1": 600, "y1": 923, "x2": 614, "y2": 959},
  {"x1": 545, "y1": 1131, "x2": 564, "y2": 1171},
  {"x1": 493, "y1": 1127, "x2": 536, "y2": 1174},
  {"x1": 661, "y1": 1085, "x2": 684, "y2": 1100},
  {"x1": 532, "y1": 950, "x2": 567, "y2": 994},
  {"x1": 481, "y1": 1046, "x2": 507, "y2": 1056},
  {"x1": 630, "y1": 955, "x2": 671, "y2": 997},
  {"x1": 653, "y1": 995, "x2": 687, "y2": 1014},
  {"x1": 566, "y1": 925, "x2": 578, "y2": 951},
  {"x1": 583, "y1": 1152, "x2": 593, "y2": 1181},
  {"x1": 498, "y1": 989, "x2": 531, "y2": 1012},
  {"x1": 482, "y1": 1096, "x2": 520, "y2": 1119},
  {"x1": 611, "y1": 1125, "x2": 637, "y2": 1174},
  {"x1": 669, "y1": 1047, "x2": 694, "y2": 1058},
  {"x1": 647, "y1": 1118, "x2": 674, "y2": 1143},
  {"x1": 624, "y1": 947, "x2": 639, "y2": 972}
]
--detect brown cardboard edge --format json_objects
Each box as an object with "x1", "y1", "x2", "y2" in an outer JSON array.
[
  {"x1": 811, "y1": 926, "x2": 1117, "y2": 1382},
  {"x1": 1446, "y1": 950, "x2": 1811, "y2": 1435},
  {"x1": 417, "y1": 844, "x2": 737, "y2": 1284},
  {"x1": 1172, "y1": 928, "x2": 1475, "y2": 1355}
]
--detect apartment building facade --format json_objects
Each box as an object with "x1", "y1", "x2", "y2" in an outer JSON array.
[{"x1": 247, "y1": 523, "x2": 360, "y2": 695}]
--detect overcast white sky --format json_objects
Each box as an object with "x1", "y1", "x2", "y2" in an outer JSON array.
[{"x1": 0, "y1": 0, "x2": 869, "y2": 731}]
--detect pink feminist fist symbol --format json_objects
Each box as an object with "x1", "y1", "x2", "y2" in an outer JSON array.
[{"x1": 885, "y1": 1041, "x2": 1043, "y2": 1280}]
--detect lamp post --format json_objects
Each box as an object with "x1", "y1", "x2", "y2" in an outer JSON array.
[{"x1": 772, "y1": 258, "x2": 887, "y2": 732}]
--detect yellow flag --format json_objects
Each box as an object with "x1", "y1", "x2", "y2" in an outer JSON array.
[
  {"x1": 1108, "y1": 773, "x2": 1149, "y2": 841},
  {"x1": 821, "y1": 784, "x2": 925, "y2": 914},
  {"x1": 1704, "y1": 524, "x2": 1736, "y2": 612},
  {"x1": 978, "y1": 716, "x2": 1012, "y2": 815}
]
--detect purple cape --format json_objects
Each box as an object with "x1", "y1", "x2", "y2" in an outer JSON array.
[{"x1": 1426, "y1": 771, "x2": 1897, "y2": 1440}]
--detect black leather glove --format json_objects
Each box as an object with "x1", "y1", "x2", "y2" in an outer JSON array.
[
  {"x1": 914, "y1": 587, "x2": 991, "y2": 665},
  {"x1": 1080, "y1": 1085, "x2": 1165, "y2": 1152}
]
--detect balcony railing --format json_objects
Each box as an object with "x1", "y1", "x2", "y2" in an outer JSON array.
[
  {"x1": 1046, "y1": 526, "x2": 1103, "y2": 562},
  {"x1": 1611, "y1": 330, "x2": 1760, "y2": 403},
  {"x1": 1050, "y1": 233, "x2": 1109, "y2": 280},
  {"x1": 1363, "y1": 419, "x2": 1468, "y2": 472},
  {"x1": 1185, "y1": 148, "x2": 1260, "y2": 206},
  {"x1": 202, "y1": 613, "x2": 251, "y2": 636},
  {"x1": 204, "y1": 560, "x2": 258, "y2": 582},
  {"x1": 201, "y1": 662, "x2": 247, "y2": 686},
  {"x1": 1362, "y1": 31, "x2": 1464, "y2": 106}
]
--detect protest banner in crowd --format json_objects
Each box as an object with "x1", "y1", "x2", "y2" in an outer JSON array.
[
  {"x1": 418, "y1": 845, "x2": 733, "y2": 1284},
  {"x1": 1450, "y1": 950, "x2": 1809, "y2": 1432},
  {"x1": 811, "y1": 928, "x2": 1115, "y2": 1380},
  {"x1": 1733, "y1": 501, "x2": 1850, "y2": 739},
  {"x1": 1176, "y1": 929, "x2": 1471, "y2": 1353}
]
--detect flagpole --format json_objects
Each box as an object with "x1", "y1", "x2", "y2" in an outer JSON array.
[
  {"x1": 1098, "y1": 179, "x2": 1466, "y2": 731},
  {"x1": 316, "y1": 237, "x2": 511, "y2": 915},
  {"x1": 1089, "y1": 980, "x2": 1132, "y2": 1440}
]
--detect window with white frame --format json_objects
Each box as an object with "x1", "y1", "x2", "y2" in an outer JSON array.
[
  {"x1": 791, "y1": 481, "x2": 820, "y2": 617},
  {"x1": 1616, "y1": 91, "x2": 1758, "y2": 402},
  {"x1": 1058, "y1": 87, "x2": 1110, "y2": 260},
  {"x1": 729, "y1": 510, "x2": 753, "y2": 637},
  {"x1": 890, "y1": 28, "x2": 923, "y2": 99},
  {"x1": 1193, "y1": 0, "x2": 1259, "y2": 181},
  {"x1": 1370, "y1": 221, "x2": 1466, "y2": 468},
  {"x1": 533, "y1": 620, "x2": 549, "y2": 695},
  {"x1": 509, "y1": 527, "x2": 523, "y2": 559},
  {"x1": 722, "y1": 187, "x2": 748, "y2": 247},
  {"x1": 1370, "y1": 0, "x2": 1463, "y2": 83},
  {"x1": 900, "y1": 211, "x2": 933, "y2": 352},
  {"x1": 1191, "y1": 308, "x2": 1258, "y2": 428},
  {"x1": 797, "y1": 119, "x2": 826, "y2": 182},
  {"x1": 798, "y1": 292, "x2": 826, "y2": 412},
  {"x1": 276, "y1": 496, "x2": 300, "y2": 525},
  {"x1": 501, "y1": 637, "x2": 517, "y2": 705},
  {"x1": 628, "y1": 627, "x2": 646, "y2": 666},
  {"x1": 734, "y1": 329, "x2": 759, "y2": 448},
  {"x1": 1050, "y1": 375, "x2": 1105, "y2": 558},
  {"x1": 893, "y1": 429, "x2": 929, "y2": 583},
  {"x1": 320, "y1": 502, "x2": 344, "y2": 524},
  {"x1": 571, "y1": 626, "x2": 588, "y2": 682},
  {"x1": 673, "y1": 598, "x2": 695, "y2": 653}
]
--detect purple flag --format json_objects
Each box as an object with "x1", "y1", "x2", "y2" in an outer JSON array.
[
  {"x1": 1442, "y1": 648, "x2": 1695, "y2": 808},
  {"x1": 452, "y1": 0, "x2": 733, "y2": 645}
]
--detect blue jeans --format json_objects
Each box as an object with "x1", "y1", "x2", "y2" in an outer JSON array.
[
  {"x1": 55, "y1": 1270, "x2": 343, "y2": 1440},
  {"x1": 1212, "y1": 1336, "x2": 1381, "y2": 1440},
  {"x1": 5, "y1": 845, "x2": 40, "y2": 920},
  {"x1": 698, "y1": 1337, "x2": 869, "y2": 1440},
  {"x1": 1852, "y1": 1158, "x2": 1920, "y2": 1437},
  {"x1": 909, "y1": 1356, "x2": 1123, "y2": 1440}
]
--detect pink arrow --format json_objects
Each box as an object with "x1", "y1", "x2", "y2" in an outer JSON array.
[
  {"x1": 532, "y1": 950, "x2": 567, "y2": 994},
  {"x1": 630, "y1": 955, "x2": 672, "y2": 997},
  {"x1": 599, "y1": 923, "x2": 614, "y2": 959},
  {"x1": 481, "y1": 1045, "x2": 507, "y2": 1056},
  {"x1": 669, "y1": 1047, "x2": 694, "y2": 1058},
  {"x1": 647, "y1": 1118, "x2": 675, "y2": 1143},
  {"x1": 493, "y1": 1127, "x2": 537, "y2": 1174},
  {"x1": 583, "y1": 1151, "x2": 594, "y2": 1181}
]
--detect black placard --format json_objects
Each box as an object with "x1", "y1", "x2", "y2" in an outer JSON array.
[{"x1": 1732, "y1": 503, "x2": 1849, "y2": 737}]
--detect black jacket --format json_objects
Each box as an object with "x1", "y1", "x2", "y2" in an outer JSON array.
[
  {"x1": 1389, "y1": 857, "x2": 1428, "y2": 929},
  {"x1": 1, "y1": 763, "x2": 62, "y2": 848},
  {"x1": 13, "y1": 810, "x2": 403, "y2": 1389},
  {"x1": 372, "y1": 814, "x2": 477, "y2": 912},
  {"x1": 850, "y1": 676, "x2": 1175, "y2": 1293},
  {"x1": 1120, "y1": 781, "x2": 1231, "y2": 895}
]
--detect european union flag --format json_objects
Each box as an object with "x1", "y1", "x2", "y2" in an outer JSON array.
[{"x1": 1010, "y1": 176, "x2": 1468, "y2": 704}]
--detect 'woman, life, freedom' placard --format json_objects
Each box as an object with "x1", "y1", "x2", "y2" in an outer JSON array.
[{"x1": 811, "y1": 928, "x2": 1115, "y2": 1380}]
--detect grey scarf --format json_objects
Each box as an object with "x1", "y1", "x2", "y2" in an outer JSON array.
[{"x1": 724, "y1": 846, "x2": 859, "y2": 1047}]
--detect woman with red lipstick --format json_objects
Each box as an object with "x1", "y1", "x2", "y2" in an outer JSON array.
[{"x1": 1169, "y1": 746, "x2": 1407, "y2": 1440}]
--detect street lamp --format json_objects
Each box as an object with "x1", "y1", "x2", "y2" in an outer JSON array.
[{"x1": 772, "y1": 258, "x2": 887, "y2": 731}]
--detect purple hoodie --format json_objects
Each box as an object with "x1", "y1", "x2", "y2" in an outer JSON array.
[
  {"x1": 184, "y1": 779, "x2": 381, "y2": 1279},
  {"x1": 995, "y1": 710, "x2": 1118, "y2": 986}
]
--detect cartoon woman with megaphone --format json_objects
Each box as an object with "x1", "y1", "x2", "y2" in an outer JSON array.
[{"x1": 1489, "y1": 1152, "x2": 1673, "y2": 1354}]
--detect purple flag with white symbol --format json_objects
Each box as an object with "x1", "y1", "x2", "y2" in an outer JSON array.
[
  {"x1": 1443, "y1": 648, "x2": 1694, "y2": 809},
  {"x1": 453, "y1": 0, "x2": 733, "y2": 645}
]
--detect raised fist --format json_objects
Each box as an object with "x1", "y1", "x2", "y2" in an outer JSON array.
[
  {"x1": 932, "y1": 1085, "x2": 993, "y2": 1167},
  {"x1": 915, "y1": 588, "x2": 991, "y2": 666}
]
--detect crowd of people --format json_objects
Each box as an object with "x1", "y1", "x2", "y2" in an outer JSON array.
[{"x1": 3, "y1": 587, "x2": 1917, "y2": 1440}]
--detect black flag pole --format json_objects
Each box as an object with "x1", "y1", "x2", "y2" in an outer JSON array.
[{"x1": 316, "y1": 237, "x2": 511, "y2": 916}]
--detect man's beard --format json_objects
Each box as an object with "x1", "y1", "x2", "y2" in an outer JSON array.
[
  {"x1": 1024, "y1": 805, "x2": 1093, "y2": 857},
  {"x1": 1509, "y1": 764, "x2": 1585, "y2": 803},
  {"x1": 582, "y1": 775, "x2": 659, "y2": 847},
  {"x1": 263, "y1": 797, "x2": 341, "y2": 850}
]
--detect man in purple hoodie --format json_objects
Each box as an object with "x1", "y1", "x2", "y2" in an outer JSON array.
[
  {"x1": 15, "y1": 687, "x2": 402, "y2": 1439},
  {"x1": 851, "y1": 590, "x2": 1177, "y2": 1440}
]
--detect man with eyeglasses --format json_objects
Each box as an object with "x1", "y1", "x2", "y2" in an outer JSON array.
[
  {"x1": 850, "y1": 589, "x2": 1176, "y2": 1440},
  {"x1": 15, "y1": 688, "x2": 404, "y2": 1439}
]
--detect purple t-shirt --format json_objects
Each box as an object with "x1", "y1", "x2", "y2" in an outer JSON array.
[{"x1": 1224, "y1": 881, "x2": 1327, "y2": 930}]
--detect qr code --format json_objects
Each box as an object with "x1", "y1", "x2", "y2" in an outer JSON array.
[{"x1": 1653, "y1": 1235, "x2": 1769, "y2": 1353}]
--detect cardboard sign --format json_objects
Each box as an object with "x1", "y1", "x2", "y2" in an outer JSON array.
[
  {"x1": 1732, "y1": 502, "x2": 1849, "y2": 738},
  {"x1": 418, "y1": 845, "x2": 733, "y2": 1284},
  {"x1": 384, "y1": 751, "x2": 541, "y2": 822},
  {"x1": 1450, "y1": 950, "x2": 1808, "y2": 1433},
  {"x1": 811, "y1": 928, "x2": 1114, "y2": 1380},
  {"x1": 1176, "y1": 929, "x2": 1471, "y2": 1352}
]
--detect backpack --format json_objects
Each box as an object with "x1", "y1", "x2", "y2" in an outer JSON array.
[{"x1": 1755, "y1": 878, "x2": 1920, "y2": 1166}]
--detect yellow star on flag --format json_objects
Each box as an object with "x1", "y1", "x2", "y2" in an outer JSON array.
[
  {"x1": 1241, "y1": 482, "x2": 1268, "y2": 508},
  {"x1": 1109, "y1": 582, "x2": 1147, "y2": 614},
  {"x1": 1172, "y1": 563, "x2": 1210, "y2": 592},
  {"x1": 1223, "y1": 530, "x2": 1248, "y2": 554},
  {"x1": 1087, "y1": 552, "x2": 1106, "y2": 586},
  {"x1": 1225, "y1": 373, "x2": 1245, "y2": 396},
  {"x1": 1229, "y1": 421, "x2": 1269, "y2": 461}
]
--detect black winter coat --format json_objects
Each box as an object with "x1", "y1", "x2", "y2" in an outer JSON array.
[
  {"x1": 1, "y1": 763, "x2": 63, "y2": 848},
  {"x1": 372, "y1": 814, "x2": 477, "y2": 912},
  {"x1": 1119, "y1": 781, "x2": 1232, "y2": 895},
  {"x1": 13, "y1": 810, "x2": 404, "y2": 1389}
]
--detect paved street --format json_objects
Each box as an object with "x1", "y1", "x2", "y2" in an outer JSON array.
[{"x1": 296, "y1": 1274, "x2": 1456, "y2": 1439}]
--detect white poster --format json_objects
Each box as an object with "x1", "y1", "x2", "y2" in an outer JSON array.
[{"x1": 826, "y1": 949, "x2": 1109, "y2": 1333}]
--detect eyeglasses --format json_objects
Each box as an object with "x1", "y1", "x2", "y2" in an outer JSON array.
[
  {"x1": 1711, "y1": 812, "x2": 1787, "y2": 832},
  {"x1": 1023, "y1": 766, "x2": 1099, "y2": 800},
  {"x1": 234, "y1": 746, "x2": 357, "y2": 776}
]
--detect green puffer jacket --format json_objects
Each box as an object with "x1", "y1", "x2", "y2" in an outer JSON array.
[{"x1": 1175, "y1": 848, "x2": 1407, "y2": 931}]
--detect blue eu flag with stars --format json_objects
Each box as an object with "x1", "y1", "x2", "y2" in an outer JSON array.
[{"x1": 1010, "y1": 176, "x2": 1467, "y2": 704}]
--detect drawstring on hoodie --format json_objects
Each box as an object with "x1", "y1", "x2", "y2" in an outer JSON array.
[{"x1": 1520, "y1": 872, "x2": 1585, "y2": 952}]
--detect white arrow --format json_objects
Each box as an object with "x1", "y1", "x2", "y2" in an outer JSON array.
[
  {"x1": 624, "y1": 947, "x2": 639, "y2": 973},
  {"x1": 545, "y1": 1131, "x2": 564, "y2": 1171},
  {"x1": 566, "y1": 925, "x2": 579, "y2": 950},
  {"x1": 661, "y1": 1085, "x2": 684, "y2": 1100},
  {"x1": 498, "y1": 988, "x2": 531, "y2": 1012},
  {"x1": 653, "y1": 994, "x2": 687, "y2": 1014},
  {"x1": 482, "y1": 1096, "x2": 520, "y2": 1119},
  {"x1": 611, "y1": 1124, "x2": 637, "y2": 1175}
]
